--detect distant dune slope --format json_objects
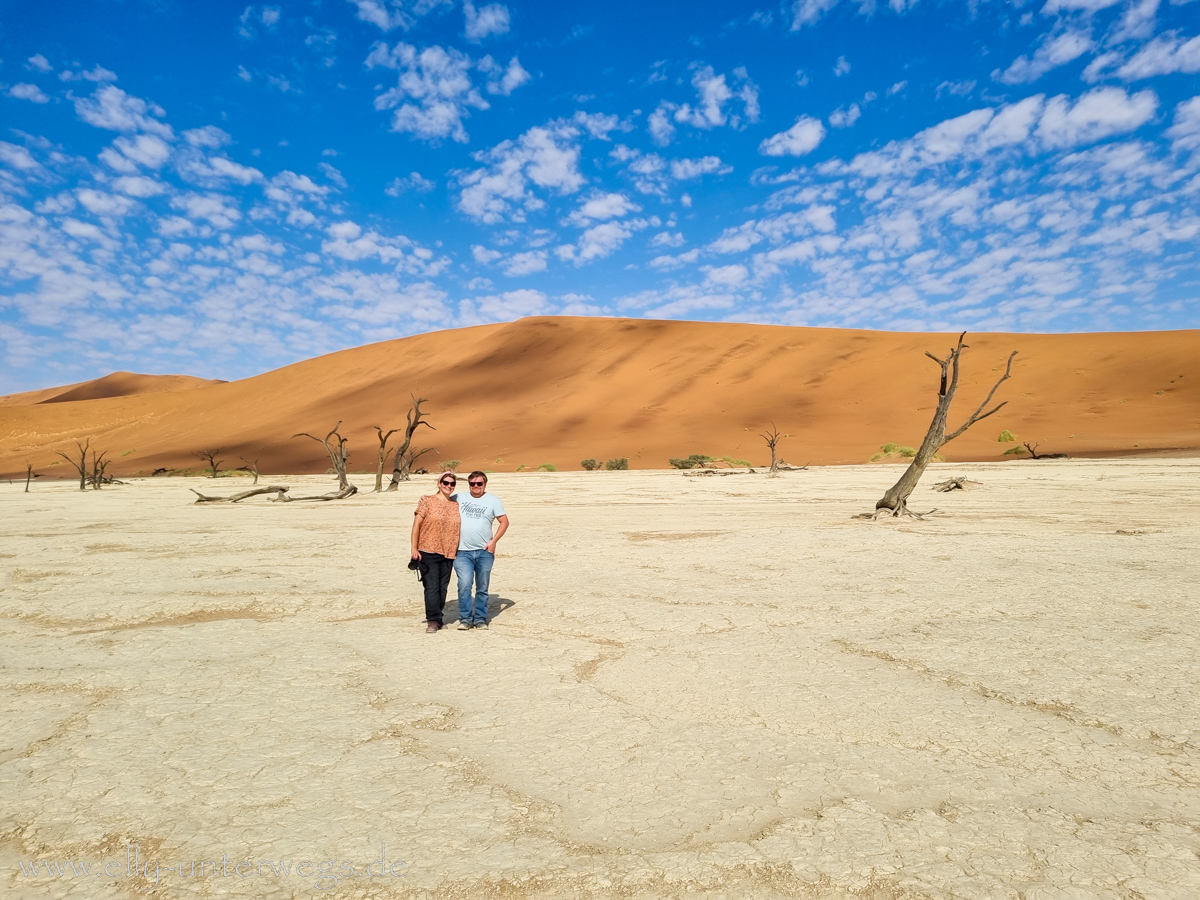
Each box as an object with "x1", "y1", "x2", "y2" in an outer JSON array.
[
  {"x1": 0, "y1": 372, "x2": 223, "y2": 408},
  {"x1": 1, "y1": 318, "x2": 1197, "y2": 477}
]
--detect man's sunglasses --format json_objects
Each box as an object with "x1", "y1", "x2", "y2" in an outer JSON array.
[{"x1": 468, "y1": 480, "x2": 485, "y2": 486}]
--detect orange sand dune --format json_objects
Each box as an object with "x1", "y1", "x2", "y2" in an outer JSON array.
[
  {"x1": 1, "y1": 317, "x2": 1197, "y2": 478},
  {"x1": 0, "y1": 371, "x2": 223, "y2": 408}
]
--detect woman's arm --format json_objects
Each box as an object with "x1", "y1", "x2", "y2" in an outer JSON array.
[{"x1": 411, "y1": 503, "x2": 424, "y2": 560}]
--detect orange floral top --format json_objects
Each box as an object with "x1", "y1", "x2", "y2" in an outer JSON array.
[{"x1": 414, "y1": 494, "x2": 460, "y2": 558}]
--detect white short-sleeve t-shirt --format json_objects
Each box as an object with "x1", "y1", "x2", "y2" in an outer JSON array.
[{"x1": 452, "y1": 491, "x2": 506, "y2": 550}]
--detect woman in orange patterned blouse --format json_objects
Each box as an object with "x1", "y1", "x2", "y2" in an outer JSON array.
[{"x1": 411, "y1": 472, "x2": 461, "y2": 632}]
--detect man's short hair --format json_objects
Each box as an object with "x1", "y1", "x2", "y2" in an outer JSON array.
[{"x1": 468, "y1": 470, "x2": 488, "y2": 484}]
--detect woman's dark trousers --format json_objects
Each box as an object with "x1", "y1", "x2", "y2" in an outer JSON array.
[{"x1": 419, "y1": 552, "x2": 453, "y2": 625}]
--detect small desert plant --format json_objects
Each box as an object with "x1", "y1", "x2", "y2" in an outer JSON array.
[
  {"x1": 997, "y1": 429, "x2": 1015, "y2": 442},
  {"x1": 537, "y1": 463, "x2": 557, "y2": 471},
  {"x1": 1003, "y1": 445, "x2": 1028, "y2": 456},
  {"x1": 580, "y1": 458, "x2": 600, "y2": 470},
  {"x1": 880, "y1": 442, "x2": 900, "y2": 455},
  {"x1": 668, "y1": 454, "x2": 712, "y2": 469},
  {"x1": 897, "y1": 446, "x2": 916, "y2": 458},
  {"x1": 605, "y1": 457, "x2": 629, "y2": 470},
  {"x1": 515, "y1": 464, "x2": 527, "y2": 472},
  {"x1": 440, "y1": 459, "x2": 461, "y2": 471},
  {"x1": 722, "y1": 455, "x2": 752, "y2": 467}
]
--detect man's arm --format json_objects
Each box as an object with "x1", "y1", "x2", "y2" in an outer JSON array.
[{"x1": 485, "y1": 514, "x2": 509, "y2": 553}]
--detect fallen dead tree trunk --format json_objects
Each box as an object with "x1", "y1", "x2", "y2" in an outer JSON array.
[
  {"x1": 932, "y1": 477, "x2": 982, "y2": 492},
  {"x1": 191, "y1": 486, "x2": 290, "y2": 503},
  {"x1": 278, "y1": 484, "x2": 359, "y2": 502}
]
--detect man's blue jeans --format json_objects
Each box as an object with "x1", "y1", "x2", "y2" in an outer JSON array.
[{"x1": 454, "y1": 549, "x2": 494, "y2": 625}]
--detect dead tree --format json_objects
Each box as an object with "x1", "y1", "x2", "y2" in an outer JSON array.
[
  {"x1": 371, "y1": 426, "x2": 401, "y2": 493},
  {"x1": 865, "y1": 333, "x2": 1016, "y2": 519},
  {"x1": 239, "y1": 457, "x2": 260, "y2": 484},
  {"x1": 760, "y1": 423, "x2": 784, "y2": 475},
  {"x1": 56, "y1": 439, "x2": 91, "y2": 491},
  {"x1": 293, "y1": 422, "x2": 357, "y2": 496},
  {"x1": 88, "y1": 449, "x2": 111, "y2": 490},
  {"x1": 25, "y1": 463, "x2": 37, "y2": 492},
  {"x1": 195, "y1": 448, "x2": 224, "y2": 478},
  {"x1": 191, "y1": 485, "x2": 289, "y2": 503},
  {"x1": 1021, "y1": 441, "x2": 1068, "y2": 460},
  {"x1": 385, "y1": 396, "x2": 434, "y2": 491}
]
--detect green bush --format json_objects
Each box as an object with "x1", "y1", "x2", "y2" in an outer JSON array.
[
  {"x1": 898, "y1": 446, "x2": 916, "y2": 458},
  {"x1": 880, "y1": 442, "x2": 900, "y2": 455},
  {"x1": 440, "y1": 459, "x2": 461, "y2": 471},
  {"x1": 580, "y1": 459, "x2": 600, "y2": 471},
  {"x1": 722, "y1": 455, "x2": 752, "y2": 467},
  {"x1": 668, "y1": 454, "x2": 712, "y2": 469},
  {"x1": 605, "y1": 457, "x2": 629, "y2": 470},
  {"x1": 537, "y1": 463, "x2": 557, "y2": 471},
  {"x1": 997, "y1": 429, "x2": 1015, "y2": 442},
  {"x1": 515, "y1": 464, "x2": 526, "y2": 471},
  {"x1": 1003, "y1": 445, "x2": 1027, "y2": 456}
]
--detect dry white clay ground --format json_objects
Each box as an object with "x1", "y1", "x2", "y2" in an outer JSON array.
[{"x1": 2, "y1": 459, "x2": 1199, "y2": 900}]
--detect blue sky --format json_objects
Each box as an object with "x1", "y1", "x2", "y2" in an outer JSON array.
[{"x1": 1, "y1": 0, "x2": 1198, "y2": 391}]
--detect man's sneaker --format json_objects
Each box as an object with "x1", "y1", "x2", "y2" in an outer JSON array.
[
  {"x1": 475, "y1": 621, "x2": 488, "y2": 630},
  {"x1": 457, "y1": 620, "x2": 473, "y2": 630}
]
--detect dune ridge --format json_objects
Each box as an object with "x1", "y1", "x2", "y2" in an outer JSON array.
[{"x1": 1, "y1": 317, "x2": 1197, "y2": 477}]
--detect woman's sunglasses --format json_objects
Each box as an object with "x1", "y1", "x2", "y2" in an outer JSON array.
[{"x1": 440, "y1": 478, "x2": 456, "y2": 486}]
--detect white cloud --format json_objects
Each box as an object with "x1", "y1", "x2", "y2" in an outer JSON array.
[
  {"x1": 995, "y1": 29, "x2": 1094, "y2": 84},
  {"x1": 367, "y1": 42, "x2": 490, "y2": 143},
  {"x1": 478, "y1": 55, "x2": 531, "y2": 95},
  {"x1": 171, "y1": 192, "x2": 241, "y2": 229},
  {"x1": 705, "y1": 264, "x2": 749, "y2": 286},
  {"x1": 26, "y1": 54, "x2": 52, "y2": 73},
  {"x1": 462, "y1": 288, "x2": 548, "y2": 324},
  {"x1": 759, "y1": 116, "x2": 826, "y2": 156},
  {"x1": 1116, "y1": 32, "x2": 1200, "y2": 80},
  {"x1": 1166, "y1": 96, "x2": 1200, "y2": 152},
  {"x1": 463, "y1": 0, "x2": 510, "y2": 41},
  {"x1": 59, "y1": 65, "x2": 118, "y2": 83},
  {"x1": 648, "y1": 104, "x2": 677, "y2": 146},
  {"x1": 888, "y1": 80, "x2": 907, "y2": 95},
  {"x1": 650, "y1": 231, "x2": 685, "y2": 248},
  {"x1": 183, "y1": 126, "x2": 232, "y2": 148},
  {"x1": 8, "y1": 83, "x2": 49, "y2": 103},
  {"x1": 1036, "y1": 87, "x2": 1157, "y2": 149},
  {"x1": 568, "y1": 192, "x2": 641, "y2": 224},
  {"x1": 111, "y1": 133, "x2": 173, "y2": 168},
  {"x1": 386, "y1": 172, "x2": 436, "y2": 195},
  {"x1": 321, "y1": 220, "x2": 437, "y2": 272},
  {"x1": 833, "y1": 56, "x2": 851, "y2": 76},
  {"x1": 208, "y1": 157, "x2": 263, "y2": 184},
  {"x1": 1042, "y1": 0, "x2": 1121, "y2": 12},
  {"x1": 672, "y1": 65, "x2": 760, "y2": 131},
  {"x1": 502, "y1": 250, "x2": 547, "y2": 275},
  {"x1": 456, "y1": 118, "x2": 588, "y2": 223},
  {"x1": 113, "y1": 175, "x2": 168, "y2": 197},
  {"x1": 936, "y1": 80, "x2": 975, "y2": 98},
  {"x1": 0, "y1": 142, "x2": 40, "y2": 171},
  {"x1": 472, "y1": 244, "x2": 502, "y2": 263},
  {"x1": 346, "y1": 0, "x2": 415, "y2": 31},
  {"x1": 791, "y1": 0, "x2": 840, "y2": 29},
  {"x1": 829, "y1": 104, "x2": 861, "y2": 128},
  {"x1": 669, "y1": 156, "x2": 730, "y2": 179},
  {"x1": 73, "y1": 85, "x2": 173, "y2": 138},
  {"x1": 575, "y1": 221, "x2": 637, "y2": 262},
  {"x1": 76, "y1": 188, "x2": 135, "y2": 217}
]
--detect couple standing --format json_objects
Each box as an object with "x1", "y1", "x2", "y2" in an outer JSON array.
[{"x1": 410, "y1": 471, "x2": 508, "y2": 633}]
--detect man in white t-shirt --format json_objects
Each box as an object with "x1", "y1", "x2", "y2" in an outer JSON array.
[{"x1": 452, "y1": 471, "x2": 509, "y2": 630}]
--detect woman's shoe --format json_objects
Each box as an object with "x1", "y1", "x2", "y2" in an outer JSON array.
[{"x1": 426, "y1": 622, "x2": 441, "y2": 633}]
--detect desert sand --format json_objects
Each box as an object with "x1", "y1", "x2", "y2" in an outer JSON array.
[
  {"x1": 2, "y1": 318, "x2": 1199, "y2": 478},
  {"x1": 3, "y1": 460, "x2": 1199, "y2": 898}
]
